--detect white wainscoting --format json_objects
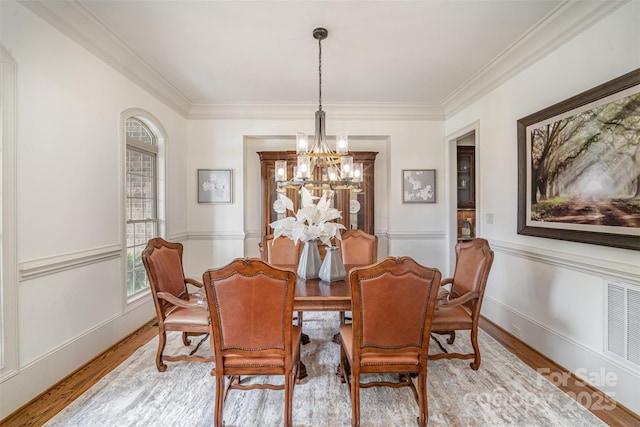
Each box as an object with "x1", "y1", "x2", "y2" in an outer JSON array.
[{"x1": 483, "y1": 239, "x2": 640, "y2": 415}]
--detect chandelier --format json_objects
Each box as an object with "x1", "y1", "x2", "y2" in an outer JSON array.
[{"x1": 275, "y1": 28, "x2": 362, "y2": 193}]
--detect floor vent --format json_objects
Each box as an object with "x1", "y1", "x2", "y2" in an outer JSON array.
[{"x1": 606, "y1": 281, "x2": 640, "y2": 367}]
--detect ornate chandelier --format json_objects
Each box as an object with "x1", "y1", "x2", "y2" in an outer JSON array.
[{"x1": 275, "y1": 28, "x2": 362, "y2": 193}]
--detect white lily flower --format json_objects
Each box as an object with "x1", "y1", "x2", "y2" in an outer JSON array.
[{"x1": 270, "y1": 187, "x2": 345, "y2": 246}]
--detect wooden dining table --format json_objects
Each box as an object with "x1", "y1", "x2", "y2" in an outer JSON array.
[
  {"x1": 276, "y1": 264, "x2": 360, "y2": 380},
  {"x1": 276, "y1": 264, "x2": 355, "y2": 312}
]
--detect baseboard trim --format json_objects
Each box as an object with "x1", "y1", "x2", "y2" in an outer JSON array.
[
  {"x1": 480, "y1": 315, "x2": 640, "y2": 424},
  {"x1": 482, "y1": 296, "x2": 640, "y2": 415}
]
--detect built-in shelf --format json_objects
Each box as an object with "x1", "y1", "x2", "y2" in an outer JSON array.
[{"x1": 457, "y1": 146, "x2": 475, "y2": 209}]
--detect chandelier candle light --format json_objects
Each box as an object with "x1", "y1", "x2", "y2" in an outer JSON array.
[
  {"x1": 274, "y1": 27, "x2": 363, "y2": 193},
  {"x1": 272, "y1": 27, "x2": 358, "y2": 281}
]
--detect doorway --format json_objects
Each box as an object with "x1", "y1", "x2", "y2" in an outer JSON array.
[
  {"x1": 446, "y1": 123, "x2": 479, "y2": 274},
  {"x1": 456, "y1": 132, "x2": 476, "y2": 241}
]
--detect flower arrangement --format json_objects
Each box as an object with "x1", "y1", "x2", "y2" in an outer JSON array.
[{"x1": 270, "y1": 187, "x2": 346, "y2": 246}]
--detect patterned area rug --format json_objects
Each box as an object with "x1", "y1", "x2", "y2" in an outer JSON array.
[{"x1": 46, "y1": 312, "x2": 605, "y2": 426}]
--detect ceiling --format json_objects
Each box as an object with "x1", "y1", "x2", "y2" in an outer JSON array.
[{"x1": 23, "y1": 0, "x2": 616, "y2": 117}]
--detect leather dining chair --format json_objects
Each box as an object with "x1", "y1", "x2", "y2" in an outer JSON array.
[
  {"x1": 334, "y1": 229, "x2": 378, "y2": 332},
  {"x1": 259, "y1": 234, "x2": 309, "y2": 345},
  {"x1": 141, "y1": 237, "x2": 212, "y2": 372},
  {"x1": 203, "y1": 258, "x2": 301, "y2": 427},
  {"x1": 338, "y1": 257, "x2": 442, "y2": 427},
  {"x1": 429, "y1": 238, "x2": 494, "y2": 370},
  {"x1": 259, "y1": 233, "x2": 302, "y2": 265},
  {"x1": 336, "y1": 229, "x2": 378, "y2": 267}
]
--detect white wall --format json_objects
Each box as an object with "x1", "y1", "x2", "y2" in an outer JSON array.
[
  {"x1": 2, "y1": 0, "x2": 639, "y2": 420},
  {"x1": 0, "y1": 1, "x2": 188, "y2": 418},
  {"x1": 445, "y1": 2, "x2": 640, "y2": 414},
  {"x1": 186, "y1": 117, "x2": 447, "y2": 276}
]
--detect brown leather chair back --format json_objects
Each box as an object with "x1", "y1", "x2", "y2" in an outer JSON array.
[
  {"x1": 337, "y1": 229, "x2": 377, "y2": 266},
  {"x1": 203, "y1": 258, "x2": 300, "y2": 427},
  {"x1": 450, "y1": 238, "x2": 494, "y2": 311},
  {"x1": 339, "y1": 256, "x2": 441, "y2": 426},
  {"x1": 204, "y1": 258, "x2": 297, "y2": 355},
  {"x1": 205, "y1": 260, "x2": 295, "y2": 350},
  {"x1": 143, "y1": 238, "x2": 189, "y2": 312},
  {"x1": 141, "y1": 237, "x2": 212, "y2": 371},
  {"x1": 429, "y1": 238, "x2": 494, "y2": 370},
  {"x1": 260, "y1": 234, "x2": 301, "y2": 265},
  {"x1": 351, "y1": 256, "x2": 441, "y2": 356}
]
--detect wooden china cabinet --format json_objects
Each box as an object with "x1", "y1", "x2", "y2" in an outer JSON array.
[{"x1": 258, "y1": 151, "x2": 377, "y2": 238}]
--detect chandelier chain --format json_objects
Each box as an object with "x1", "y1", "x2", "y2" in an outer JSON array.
[{"x1": 318, "y1": 36, "x2": 322, "y2": 111}]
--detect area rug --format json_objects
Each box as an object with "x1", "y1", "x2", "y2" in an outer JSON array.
[{"x1": 45, "y1": 312, "x2": 605, "y2": 426}]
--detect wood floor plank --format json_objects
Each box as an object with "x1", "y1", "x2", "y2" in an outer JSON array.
[
  {"x1": 0, "y1": 321, "x2": 157, "y2": 427},
  {"x1": 2, "y1": 317, "x2": 638, "y2": 426},
  {"x1": 479, "y1": 317, "x2": 640, "y2": 427}
]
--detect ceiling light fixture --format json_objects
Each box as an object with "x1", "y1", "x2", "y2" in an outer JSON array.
[{"x1": 275, "y1": 28, "x2": 362, "y2": 193}]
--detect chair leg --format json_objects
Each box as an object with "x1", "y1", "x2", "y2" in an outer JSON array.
[
  {"x1": 350, "y1": 371, "x2": 360, "y2": 427},
  {"x1": 339, "y1": 344, "x2": 351, "y2": 385},
  {"x1": 214, "y1": 374, "x2": 225, "y2": 427},
  {"x1": 156, "y1": 330, "x2": 167, "y2": 372},
  {"x1": 470, "y1": 327, "x2": 481, "y2": 370},
  {"x1": 298, "y1": 312, "x2": 311, "y2": 345},
  {"x1": 446, "y1": 330, "x2": 456, "y2": 345},
  {"x1": 285, "y1": 372, "x2": 293, "y2": 427},
  {"x1": 182, "y1": 331, "x2": 191, "y2": 346},
  {"x1": 417, "y1": 372, "x2": 427, "y2": 427}
]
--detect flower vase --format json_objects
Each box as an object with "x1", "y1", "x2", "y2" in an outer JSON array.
[
  {"x1": 319, "y1": 246, "x2": 346, "y2": 282},
  {"x1": 298, "y1": 239, "x2": 321, "y2": 279}
]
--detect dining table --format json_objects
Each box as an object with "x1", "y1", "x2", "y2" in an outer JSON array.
[
  {"x1": 273, "y1": 264, "x2": 356, "y2": 312},
  {"x1": 276, "y1": 264, "x2": 360, "y2": 380}
]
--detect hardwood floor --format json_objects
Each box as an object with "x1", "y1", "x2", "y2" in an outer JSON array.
[
  {"x1": 0, "y1": 321, "x2": 157, "y2": 427},
  {"x1": 1, "y1": 317, "x2": 638, "y2": 427}
]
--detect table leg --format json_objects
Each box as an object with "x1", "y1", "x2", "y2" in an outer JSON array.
[
  {"x1": 302, "y1": 332, "x2": 310, "y2": 345},
  {"x1": 298, "y1": 360, "x2": 308, "y2": 381}
]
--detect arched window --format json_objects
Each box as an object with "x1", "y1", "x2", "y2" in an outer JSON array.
[{"x1": 125, "y1": 117, "x2": 158, "y2": 297}]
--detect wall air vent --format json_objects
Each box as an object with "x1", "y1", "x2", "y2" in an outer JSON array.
[{"x1": 605, "y1": 281, "x2": 640, "y2": 367}]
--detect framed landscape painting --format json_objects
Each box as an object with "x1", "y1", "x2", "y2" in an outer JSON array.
[
  {"x1": 517, "y1": 69, "x2": 640, "y2": 250},
  {"x1": 402, "y1": 169, "x2": 436, "y2": 203}
]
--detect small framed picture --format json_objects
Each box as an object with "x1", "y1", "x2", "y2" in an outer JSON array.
[
  {"x1": 198, "y1": 169, "x2": 232, "y2": 204},
  {"x1": 402, "y1": 169, "x2": 436, "y2": 203}
]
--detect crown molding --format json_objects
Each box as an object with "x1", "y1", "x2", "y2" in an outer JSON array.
[
  {"x1": 19, "y1": 0, "x2": 191, "y2": 117},
  {"x1": 442, "y1": 0, "x2": 629, "y2": 116},
  {"x1": 188, "y1": 103, "x2": 444, "y2": 121},
  {"x1": 20, "y1": 0, "x2": 627, "y2": 121}
]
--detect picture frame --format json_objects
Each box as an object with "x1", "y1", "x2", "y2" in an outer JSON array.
[
  {"x1": 517, "y1": 68, "x2": 640, "y2": 251},
  {"x1": 198, "y1": 169, "x2": 232, "y2": 204},
  {"x1": 402, "y1": 169, "x2": 436, "y2": 203}
]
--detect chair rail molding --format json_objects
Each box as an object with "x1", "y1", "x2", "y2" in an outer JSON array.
[
  {"x1": 388, "y1": 231, "x2": 446, "y2": 240},
  {"x1": 490, "y1": 240, "x2": 640, "y2": 285},
  {"x1": 187, "y1": 231, "x2": 246, "y2": 241},
  {"x1": 167, "y1": 232, "x2": 189, "y2": 242},
  {"x1": 19, "y1": 245, "x2": 122, "y2": 281}
]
